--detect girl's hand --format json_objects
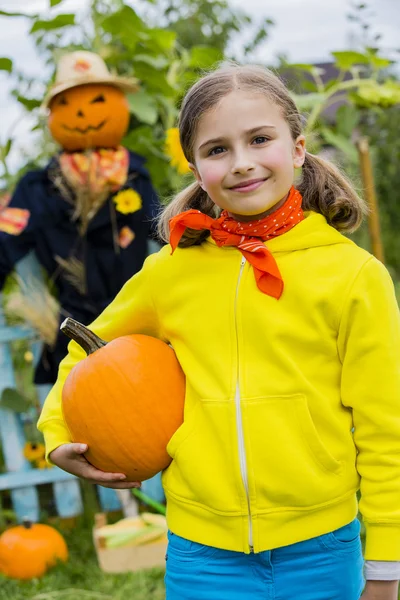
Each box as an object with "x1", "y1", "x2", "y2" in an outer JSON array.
[
  {"x1": 49, "y1": 443, "x2": 141, "y2": 489},
  {"x1": 360, "y1": 580, "x2": 399, "y2": 600}
]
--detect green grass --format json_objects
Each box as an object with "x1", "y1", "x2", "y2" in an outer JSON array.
[
  {"x1": 1, "y1": 516, "x2": 399, "y2": 599},
  {"x1": 0, "y1": 518, "x2": 166, "y2": 600}
]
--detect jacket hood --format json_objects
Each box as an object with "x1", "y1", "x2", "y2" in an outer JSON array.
[
  {"x1": 204, "y1": 211, "x2": 354, "y2": 253},
  {"x1": 265, "y1": 212, "x2": 354, "y2": 253}
]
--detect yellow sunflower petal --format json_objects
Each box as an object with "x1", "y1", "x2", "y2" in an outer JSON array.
[
  {"x1": 165, "y1": 127, "x2": 191, "y2": 175},
  {"x1": 23, "y1": 442, "x2": 45, "y2": 462},
  {"x1": 113, "y1": 189, "x2": 142, "y2": 214},
  {"x1": 36, "y1": 458, "x2": 52, "y2": 470}
]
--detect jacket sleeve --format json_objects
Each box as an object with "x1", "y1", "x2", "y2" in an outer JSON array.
[
  {"x1": 338, "y1": 256, "x2": 400, "y2": 560},
  {"x1": 0, "y1": 175, "x2": 37, "y2": 289},
  {"x1": 37, "y1": 250, "x2": 164, "y2": 458}
]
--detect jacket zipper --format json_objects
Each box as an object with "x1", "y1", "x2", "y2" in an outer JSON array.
[{"x1": 234, "y1": 255, "x2": 254, "y2": 552}]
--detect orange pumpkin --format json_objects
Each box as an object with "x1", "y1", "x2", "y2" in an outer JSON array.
[
  {"x1": 61, "y1": 318, "x2": 185, "y2": 481},
  {"x1": 48, "y1": 83, "x2": 130, "y2": 151},
  {"x1": 0, "y1": 520, "x2": 68, "y2": 580}
]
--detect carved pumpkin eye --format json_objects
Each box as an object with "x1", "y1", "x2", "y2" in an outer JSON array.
[
  {"x1": 90, "y1": 94, "x2": 106, "y2": 104},
  {"x1": 58, "y1": 96, "x2": 68, "y2": 106}
]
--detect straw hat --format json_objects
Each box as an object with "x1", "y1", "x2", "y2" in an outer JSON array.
[{"x1": 41, "y1": 50, "x2": 139, "y2": 110}]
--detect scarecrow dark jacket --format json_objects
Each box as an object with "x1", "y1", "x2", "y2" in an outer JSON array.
[{"x1": 0, "y1": 150, "x2": 161, "y2": 383}]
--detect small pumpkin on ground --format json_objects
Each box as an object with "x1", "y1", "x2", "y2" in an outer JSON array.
[
  {"x1": 61, "y1": 318, "x2": 185, "y2": 481},
  {"x1": 0, "y1": 519, "x2": 68, "y2": 580}
]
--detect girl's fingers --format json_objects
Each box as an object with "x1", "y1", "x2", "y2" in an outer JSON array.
[
  {"x1": 66, "y1": 445, "x2": 128, "y2": 481},
  {"x1": 95, "y1": 481, "x2": 142, "y2": 489},
  {"x1": 79, "y1": 461, "x2": 128, "y2": 482},
  {"x1": 65, "y1": 442, "x2": 88, "y2": 457},
  {"x1": 53, "y1": 443, "x2": 139, "y2": 486}
]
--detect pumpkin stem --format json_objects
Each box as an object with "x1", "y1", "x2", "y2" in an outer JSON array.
[
  {"x1": 60, "y1": 318, "x2": 107, "y2": 355},
  {"x1": 22, "y1": 518, "x2": 33, "y2": 529}
]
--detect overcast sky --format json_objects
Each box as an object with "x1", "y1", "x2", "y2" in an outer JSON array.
[{"x1": 0, "y1": 0, "x2": 399, "y2": 173}]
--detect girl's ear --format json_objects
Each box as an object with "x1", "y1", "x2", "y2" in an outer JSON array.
[
  {"x1": 293, "y1": 135, "x2": 306, "y2": 169},
  {"x1": 189, "y1": 163, "x2": 205, "y2": 189}
]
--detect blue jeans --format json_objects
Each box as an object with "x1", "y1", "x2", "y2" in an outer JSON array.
[{"x1": 165, "y1": 518, "x2": 364, "y2": 600}]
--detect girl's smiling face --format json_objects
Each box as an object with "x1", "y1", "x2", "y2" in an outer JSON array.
[{"x1": 189, "y1": 90, "x2": 306, "y2": 221}]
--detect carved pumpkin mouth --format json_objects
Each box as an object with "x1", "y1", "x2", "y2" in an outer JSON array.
[{"x1": 61, "y1": 119, "x2": 107, "y2": 134}]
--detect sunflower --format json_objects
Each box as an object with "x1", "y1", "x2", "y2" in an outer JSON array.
[
  {"x1": 23, "y1": 442, "x2": 45, "y2": 462},
  {"x1": 165, "y1": 128, "x2": 191, "y2": 175},
  {"x1": 36, "y1": 458, "x2": 52, "y2": 470},
  {"x1": 113, "y1": 189, "x2": 142, "y2": 214},
  {"x1": 24, "y1": 350, "x2": 34, "y2": 362}
]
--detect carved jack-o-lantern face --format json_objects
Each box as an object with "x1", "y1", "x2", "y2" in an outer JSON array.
[{"x1": 48, "y1": 83, "x2": 130, "y2": 151}]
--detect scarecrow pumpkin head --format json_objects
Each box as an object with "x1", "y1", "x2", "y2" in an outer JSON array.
[
  {"x1": 42, "y1": 50, "x2": 138, "y2": 152},
  {"x1": 48, "y1": 83, "x2": 130, "y2": 151}
]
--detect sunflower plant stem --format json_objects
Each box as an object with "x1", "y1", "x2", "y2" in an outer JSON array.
[
  {"x1": 305, "y1": 77, "x2": 366, "y2": 134},
  {"x1": 60, "y1": 317, "x2": 107, "y2": 355},
  {"x1": 131, "y1": 488, "x2": 166, "y2": 515}
]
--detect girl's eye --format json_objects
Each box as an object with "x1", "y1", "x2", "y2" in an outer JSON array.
[
  {"x1": 208, "y1": 146, "x2": 225, "y2": 156},
  {"x1": 58, "y1": 96, "x2": 68, "y2": 106},
  {"x1": 252, "y1": 136, "x2": 269, "y2": 145}
]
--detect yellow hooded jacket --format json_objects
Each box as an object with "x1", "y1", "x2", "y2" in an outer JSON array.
[{"x1": 38, "y1": 212, "x2": 400, "y2": 560}]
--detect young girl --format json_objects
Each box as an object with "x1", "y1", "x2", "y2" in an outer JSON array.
[{"x1": 38, "y1": 64, "x2": 400, "y2": 600}]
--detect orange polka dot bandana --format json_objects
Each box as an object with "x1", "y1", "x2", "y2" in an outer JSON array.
[{"x1": 169, "y1": 186, "x2": 304, "y2": 299}]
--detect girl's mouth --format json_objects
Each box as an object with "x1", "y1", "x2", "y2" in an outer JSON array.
[{"x1": 230, "y1": 178, "x2": 267, "y2": 193}]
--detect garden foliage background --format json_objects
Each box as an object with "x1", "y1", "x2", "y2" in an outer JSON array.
[{"x1": 0, "y1": 0, "x2": 399, "y2": 269}]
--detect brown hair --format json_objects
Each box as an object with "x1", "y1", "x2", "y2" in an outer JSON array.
[{"x1": 158, "y1": 62, "x2": 367, "y2": 245}]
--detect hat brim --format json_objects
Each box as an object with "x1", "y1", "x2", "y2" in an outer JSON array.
[{"x1": 40, "y1": 76, "x2": 139, "y2": 111}]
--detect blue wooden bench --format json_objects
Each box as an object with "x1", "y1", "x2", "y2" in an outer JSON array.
[{"x1": 0, "y1": 251, "x2": 164, "y2": 523}]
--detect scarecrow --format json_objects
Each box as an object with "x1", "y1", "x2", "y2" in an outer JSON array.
[{"x1": 0, "y1": 51, "x2": 161, "y2": 384}]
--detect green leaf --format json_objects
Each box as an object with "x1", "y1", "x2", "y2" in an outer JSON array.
[
  {"x1": 102, "y1": 6, "x2": 144, "y2": 43},
  {"x1": 291, "y1": 92, "x2": 326, "y2": 112},
  {"x1": 319, "y1": 127, "x2": 358, "y2": 164},
  {"x1": 0, "y1": 388, "x2": 32, "y2": 413},
  {"x1": 146, "y1": 29, "x2": 176, "y2": 52},
  {"x1": 368, "y1": 54, "x2": 391, "y2": 69},
  {"x1": 0, "y1": 510, "x2": 17, "y2": 521},
  {"x1": 156, "y1": 94, "x2": 178, "y2": 126},
  {"x1": 286, "y1": 63, "x2": 316, "y2": 74},
  {"x1": 0, "y1": 57, "x2": 12, "y2": 73},
  {"x1": 331, "y1": 51, "x2": 369, "y2": 70},
  {"x1": 189, "y1": 45, "x2": 223, "y2": 69},
  {"x1": 134, "y1": 54, "x2": 168, "y2": 70},
  {"x1": 15, "y1": 95, "x2": 42, "y2": 111},
  {"x1": 127, "y1": 90, "x2": 158, "y2": 125},
  {"x1": 0, "y1": 10, "x2": 31, "y2": 17},
  {"x1": 50, "y1": 0, "x2": 64, "y2": 6},
  {"x1": 133, "y1": 64, "x2": 177, "y2": 97},
  {"x1": 30, "y1": 13, "x2": 75, "y2": 33},
  {"x1": 335, "y1": 105, "x2": 360, "y2": 138},
  {"x1": 3, "y1": 138, "x2": 12, "y2": 158},
  {"x1": 353, "y1": 81, "x2": 400, "y2": 108}
]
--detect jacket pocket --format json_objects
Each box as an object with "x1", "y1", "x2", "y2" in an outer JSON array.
[
  {"x1": 162, "y1": 400, "x2": 243, "y2": 514},
  {"x1": 243, "y1": 394, "x2": 344, "y2": 510}
]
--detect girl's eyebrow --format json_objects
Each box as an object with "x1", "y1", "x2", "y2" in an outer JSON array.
[{"x1": 198, "y1": 125, "x2": 277, "y2": 151}]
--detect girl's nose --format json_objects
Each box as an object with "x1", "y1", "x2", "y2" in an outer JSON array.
[{"x1": 231, "y1": 152, "x2": 255, "y2": 175}]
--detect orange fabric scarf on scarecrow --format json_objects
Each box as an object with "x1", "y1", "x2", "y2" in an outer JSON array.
[
  {"x1": 169, "y1": 186, "x2": 304, "y2": 299},
  {"x1": 59, "y1": 147, "x2": 129, "y2": 195}
]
